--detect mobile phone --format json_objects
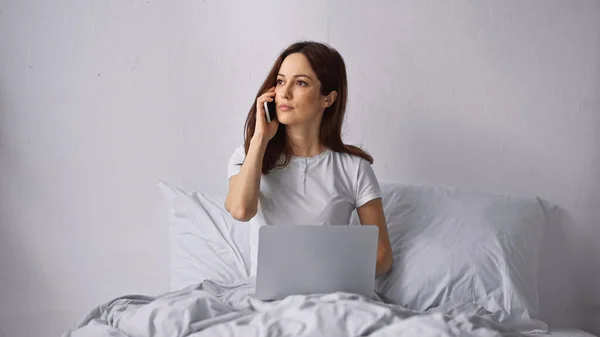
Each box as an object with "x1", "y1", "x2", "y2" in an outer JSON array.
[{"x1": 263, "y1": 100, "x2": 276, "y2": 123}]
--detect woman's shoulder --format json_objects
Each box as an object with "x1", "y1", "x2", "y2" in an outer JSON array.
[
  {"x1": 230, "y1": 144, "x2": 245, "y2": 158},
  {"x1": 328, "y1": 150, "x2": 374, "y2": 178},
  {"x1": 227, "y1": 144, "x2": 246, "y2": 169},
  {"x1": 330, "y1": 148, "x2": 373, "y2": 166}
]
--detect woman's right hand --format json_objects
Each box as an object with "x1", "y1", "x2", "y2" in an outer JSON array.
[{"x1": 253, "y1": 86, "x2": 280, "y2": 144}]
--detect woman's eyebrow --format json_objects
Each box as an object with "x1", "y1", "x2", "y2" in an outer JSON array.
[{"x1": 277, "y1": 74, "x2": 312, "y2": 80}]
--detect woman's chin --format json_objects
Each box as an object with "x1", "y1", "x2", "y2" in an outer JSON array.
[
  {"x1": 276, "y1": 111, "x2": 312, "y2": 127},
  {"x1": 276, "y1": 114, "x2": 295, "y2": 126}
]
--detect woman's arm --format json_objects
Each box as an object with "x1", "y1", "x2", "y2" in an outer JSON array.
[
  {"x1": 356, "y1": 198, "x2": 393, "y2": 277},
  {"x1": 225, "y1": 137, "x2": 267, "y2": 222},
  {"x1": 225, "y1": 87, "x2": 279, "y2": 222}
]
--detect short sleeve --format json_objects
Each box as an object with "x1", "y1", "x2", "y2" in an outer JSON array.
[
  {"x1": 355, "y1": 158, "x2": 382, "y2": 208},
  {"x1": 227, "y1": 145, "x2": 246, "y2": 179}
]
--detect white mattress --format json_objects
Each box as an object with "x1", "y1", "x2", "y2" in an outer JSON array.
[{"x1": 527, "y1": 330, "x2": 597, "y2": 337}]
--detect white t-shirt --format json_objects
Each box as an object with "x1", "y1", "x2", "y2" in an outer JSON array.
[{"x1": 227, "y1": 145, "x2": 382, "y2": 275}]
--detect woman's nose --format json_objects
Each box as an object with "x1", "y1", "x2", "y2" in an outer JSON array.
[{"x1": 281, "y1": 83, "x2": 292, "y2": 99}]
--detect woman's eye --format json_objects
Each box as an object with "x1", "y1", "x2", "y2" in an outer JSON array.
[{"x1": 297, "y1": 81, "x2": 307, "y2": 86}]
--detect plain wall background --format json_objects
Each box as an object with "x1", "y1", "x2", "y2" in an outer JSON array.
[{"x1": 1, "y1": 1, "x2": 598, "y2": 336}]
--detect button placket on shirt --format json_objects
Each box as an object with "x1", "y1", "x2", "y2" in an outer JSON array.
[{"x1": 299, "y1": 159, "x2": 308, "y2": 194}]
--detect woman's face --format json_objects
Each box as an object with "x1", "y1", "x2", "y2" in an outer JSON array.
[{"x1": 274, "y1": 53, "x2": 332, "y2": 127}]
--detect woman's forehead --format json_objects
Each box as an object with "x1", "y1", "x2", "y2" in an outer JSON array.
[{"x1": 279, "y1": 53, "x2": 316, "y2": 78}]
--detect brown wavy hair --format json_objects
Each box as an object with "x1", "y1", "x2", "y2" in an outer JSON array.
[{"x1": 243, "y1": 41, "x2": 373, "y2": 174}]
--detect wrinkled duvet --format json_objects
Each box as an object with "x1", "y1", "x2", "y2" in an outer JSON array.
[{"x1": 63, "y1": 276, "x2": 527, "y2": 337}]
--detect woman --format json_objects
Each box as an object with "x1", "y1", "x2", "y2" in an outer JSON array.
[{"x1": 225, "y1": 41, "x2": 393, "y2": 278}]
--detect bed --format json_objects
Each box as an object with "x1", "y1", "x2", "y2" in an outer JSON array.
[{"x1": 61, "y1": 181, "x2": 597, "y2": 337}]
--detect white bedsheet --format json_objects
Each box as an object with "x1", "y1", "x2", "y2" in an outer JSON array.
[{"x1": 63, "y1": 276, "x2": 534, "y2": 337}]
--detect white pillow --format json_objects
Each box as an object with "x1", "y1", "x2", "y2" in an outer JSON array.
[
  {"x1": 350, "y1": 183, "x2": 550, "y2": 332},
  {"x1": 157, "y1": 181, "x2": 250, "y2": 290}
]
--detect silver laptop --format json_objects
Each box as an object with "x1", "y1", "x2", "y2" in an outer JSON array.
[{"x1": 254, "y1": 225, "x2": 379, "y2": 301}]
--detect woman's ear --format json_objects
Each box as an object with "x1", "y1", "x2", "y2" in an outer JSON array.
[{"x1": 322, "y1": 91, "x2": 337, "y2": 108}]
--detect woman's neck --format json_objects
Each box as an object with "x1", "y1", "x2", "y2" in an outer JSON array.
[{"x1": 286, "y1": 125, "x2": 325, "y2": 157}]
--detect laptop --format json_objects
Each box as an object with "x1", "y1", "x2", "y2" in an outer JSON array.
[{"x1": 254, "y1": 225, "x2": 379, "y2": 301}]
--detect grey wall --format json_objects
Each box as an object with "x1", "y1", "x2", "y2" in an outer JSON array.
[{"x1": 1, "y1": 1, "x2": 598, "y2": 336}]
